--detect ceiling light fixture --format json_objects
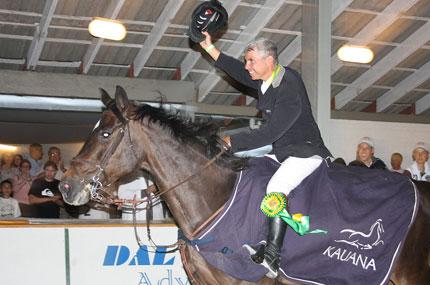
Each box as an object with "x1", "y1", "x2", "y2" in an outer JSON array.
[
  {"x1": 337, "y1": 45, "x2": 374, "y2": 64},
  {"x1": 88, "y1": 17, "x2": 127, "y2": 41},
  {"x1": 0, "y1": 144, "x2": 17, "y2": 152}
]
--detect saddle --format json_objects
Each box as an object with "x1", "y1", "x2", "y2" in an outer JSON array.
[{"x1": 184, "y1": 157, "x2": 418, "y2": 284}]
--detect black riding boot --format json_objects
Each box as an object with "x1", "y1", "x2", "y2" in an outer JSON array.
[
  {"x1": 245, "y1": 215, "x2": 287, "y2": 279},
  {"x1": 262, "y1": 216, "x2": 287, "y2": 278}
]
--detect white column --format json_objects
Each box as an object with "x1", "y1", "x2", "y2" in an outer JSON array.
[{"x1": 301, "y1": 0, "x2": 332, "y2": 145}]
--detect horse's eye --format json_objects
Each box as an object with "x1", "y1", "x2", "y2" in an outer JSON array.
[{"x1": 101, "y1": 131, "x2": 111, "y2": 138}]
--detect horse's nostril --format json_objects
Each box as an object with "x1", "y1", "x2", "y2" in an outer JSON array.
[{"x1": 60, "y1": 182, "x2": 72, "y2": 193}]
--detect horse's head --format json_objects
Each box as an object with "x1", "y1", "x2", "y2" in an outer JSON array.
[{"x1": 59, "y1": 86, "x2": 141, "y2": 205}]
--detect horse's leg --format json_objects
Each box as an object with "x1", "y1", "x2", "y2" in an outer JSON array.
[
  {"x1": 179, "y1": 242, "x2": 278, "y2": 285},
  {"x1": 390, "y1": 184, "x2": 430, "y2": 285}
]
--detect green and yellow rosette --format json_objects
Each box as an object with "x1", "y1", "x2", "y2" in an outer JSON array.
[{"x1": 260, "y1": 193, "x2": 327, "y2": 236}]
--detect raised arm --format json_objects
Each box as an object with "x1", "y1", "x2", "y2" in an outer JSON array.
[
  {"x1": 199, "y1": 32, "x2": 259, "y2": 90},
  {"x1": 199, "y1": 31, "x2": 220, "y2": 61}
]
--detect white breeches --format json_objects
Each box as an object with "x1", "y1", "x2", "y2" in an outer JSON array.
[{"x1": 267, "y1": 155, "x2": 323, "y2": 195}]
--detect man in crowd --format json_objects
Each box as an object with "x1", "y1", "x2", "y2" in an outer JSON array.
[
  {"x1": 348, "y1": 137, "x2": 386, "y2": 169},
  {"x1": 47, "y1": 146, "x2": 67, "y2": 180},
  {"x1": 389, "y1": 152, "x2": 410, "y2": 177},
  {"x1": 25, "y1": 143, "x2": 44, "y2": 177}
]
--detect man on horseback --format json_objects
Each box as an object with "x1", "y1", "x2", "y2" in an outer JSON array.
[{"x1": 198, "y1": 32, "x2": 331, "y2": 278}]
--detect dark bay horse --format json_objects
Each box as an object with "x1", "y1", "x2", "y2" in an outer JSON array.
[{"x1": 59, "y1": 86, "x2": 430, "y2": 284}]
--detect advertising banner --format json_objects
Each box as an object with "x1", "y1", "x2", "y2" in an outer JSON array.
[
  {"x1": 0, "y1": 225, "x2": 189, "y2": 285},
  {"x1": 68, "y1": 226, "x2": 189, "y2": 285}
]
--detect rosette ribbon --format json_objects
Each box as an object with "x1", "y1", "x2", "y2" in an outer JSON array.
[{"x1": 260, "y1": 193, "x2": 327, "y2": 236}]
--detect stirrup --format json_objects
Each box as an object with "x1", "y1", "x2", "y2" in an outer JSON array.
[
  {"x1": 243, "y1": 242, "x2": 278, "y2": 279},
  {"x1": 243, "y1": 243, "x2": 265, "y2": 264},
  {"x1": 260, "y1": 258, "x2": 278, "y2": 279}
]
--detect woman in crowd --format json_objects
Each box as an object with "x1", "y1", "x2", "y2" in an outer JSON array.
[
  {"x1": 0, "y1": 153, "x2": 19, "y2": 182},
  {"x1": 12, "y1": 159, "x2": 35, "y2": 217},
  {"x1": 407, "y1": 142, "x2": 430, "y2": 181},
  {"x1": 13, "y1": 154, "x2": 23, "y2": 170}
]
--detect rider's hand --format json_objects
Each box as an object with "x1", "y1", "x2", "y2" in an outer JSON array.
[
  {"x1": 223, "y1": 136, "x2": 231, "y2": 149},
  {"x1": 199, "y1": 31, "x2": 213, "y2": 50},
  {"x1": 199, "y1": 31, "x2": 220, "y2": 61}
]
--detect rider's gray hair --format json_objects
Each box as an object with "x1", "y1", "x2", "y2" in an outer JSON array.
[{"x1": 246, "y1": 38, "x2": 278, "y2": 64}]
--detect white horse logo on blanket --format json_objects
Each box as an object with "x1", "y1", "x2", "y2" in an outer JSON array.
[{"x1": 335, "y1": 219, "x2": 384, "y2": 250}]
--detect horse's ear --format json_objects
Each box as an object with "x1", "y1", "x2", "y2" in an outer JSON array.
[
  {"x1": 115, "y1": 85, "x2": 129, "y2": 112},
  {"x1": 99, "y1": 88, "x2": 113, "y2": 108}
]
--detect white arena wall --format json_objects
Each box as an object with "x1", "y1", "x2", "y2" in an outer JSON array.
[{"x1": 324, "y1": 118, "x2": 430, "y2": 168}]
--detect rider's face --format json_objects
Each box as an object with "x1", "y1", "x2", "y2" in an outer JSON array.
[{"x1": 244, "y1": 49, "x2": 274, "y2": 81}]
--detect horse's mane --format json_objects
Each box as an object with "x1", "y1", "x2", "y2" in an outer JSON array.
[{"x1": 132, "y1": 103, "x2": 248, "y2": 171}]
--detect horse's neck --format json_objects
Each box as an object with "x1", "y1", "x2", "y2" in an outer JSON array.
[
  {"x1": 159, "y1": 157, "x2": 237, "y2": 240},
  {"x1": 143, "y1": 129, "x2": 237, "y2": 240}
]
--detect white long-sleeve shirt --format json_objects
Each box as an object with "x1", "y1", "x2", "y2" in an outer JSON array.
[
  {"x1": 407, "y1": 162, "x2": 430, "y2": 181},
  {"x1": 0, "y1": 197, "x2": 21, "y2": 218}
]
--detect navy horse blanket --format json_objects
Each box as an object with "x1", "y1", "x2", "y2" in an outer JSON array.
[{"x1": 191, "y1": 157, "x2": 418, "y2": 285}]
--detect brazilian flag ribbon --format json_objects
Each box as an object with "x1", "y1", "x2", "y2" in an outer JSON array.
[{"x1": 260, "y1": 192, "x2": 328, "y2": 236}]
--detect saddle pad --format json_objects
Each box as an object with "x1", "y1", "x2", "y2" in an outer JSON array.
[{"x1": 192, "y1": 157, "x2": 418, "y2": 285}]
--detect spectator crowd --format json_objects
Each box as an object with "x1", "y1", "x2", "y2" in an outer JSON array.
[
  {"x1": 0, "y1": 143, "x2": 169, "y2": 220},
  {"x1": 333, "y1": 137, "x2": 430, "y2": 183},
  {"x1": 1, "y1": 139, "x2": 429, "y2": 219}
]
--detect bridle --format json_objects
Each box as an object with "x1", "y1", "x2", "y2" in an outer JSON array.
[
  {"x1": 80, "y1": 104, "x2": 226, "y2": 206},
  {"x1": 77, "y1": 103, "x2": 137, "y2": 205},
  {"x1": 72, "y1": 102, "x2": 226, "y2": 252}
]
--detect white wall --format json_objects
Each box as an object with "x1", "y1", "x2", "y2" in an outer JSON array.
[{"x1": 325, "y1": 118, "x2": 430, "y2": 168}]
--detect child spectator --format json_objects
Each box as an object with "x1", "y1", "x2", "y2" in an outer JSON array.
[{"x1": 0, "y1": 180, "x2": 21, "y2": 218}]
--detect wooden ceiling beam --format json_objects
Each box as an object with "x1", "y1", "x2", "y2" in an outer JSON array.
[
  {"x1": 0, "y1": 69, "x2": 195, "y2": 103},
  {"x1": 377, "y1": 60, "x2": 430, "y2": 112},
  {"x1": 331, "y1": 0, "x2": 420, "y2": 76},
  {"x1": 334, "y1": 20, "x2": 430, "y2": 109},
  {"x1": 415, "y1": 93, "x2": 430, "y2": 115},
  {"x1": 25, "y1": 0, "x2": 58, "y2": 70},
  {"x1": 131, "y1": 0, "x2": 184, "y2": 77},
  {"x1": 80, "y1": 0, "x2": 126, "y2": 74}
]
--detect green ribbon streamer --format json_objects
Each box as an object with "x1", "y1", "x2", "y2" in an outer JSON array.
[{"x1": 277, "y1": 209, "x2": 328, "y2": 236}]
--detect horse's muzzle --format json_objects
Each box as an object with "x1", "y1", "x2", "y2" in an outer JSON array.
[{"x1": 59, "y1": 179, "x2": 91, "y2": 206}]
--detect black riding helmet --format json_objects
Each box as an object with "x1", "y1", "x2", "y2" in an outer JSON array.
[{"x1": 188, "y1": 0, "x2": 228, "y2": 43}]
